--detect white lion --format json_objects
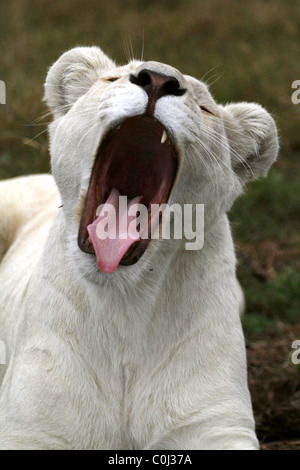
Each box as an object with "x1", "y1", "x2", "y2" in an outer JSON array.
[{"x1": 0, "y1": 47, "x2": 278, "y2": 449}]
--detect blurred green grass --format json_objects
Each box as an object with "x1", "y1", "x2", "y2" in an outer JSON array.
[
  {"x1": 241, "y1": 266, "x2": 300, "y2": 339},
  {"x1": 0, "y1": 0, "x2": 299, "y2": 339},
  {"x1": 231, "y1": 171, "x2": 300, "y2": 244}
]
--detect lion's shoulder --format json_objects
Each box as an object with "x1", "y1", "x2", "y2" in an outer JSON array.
[{"x1": 0, "y1": 174, "x2": 59, "y2": 261}]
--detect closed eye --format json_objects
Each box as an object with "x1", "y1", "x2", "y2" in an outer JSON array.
[
  {"x1": 200, "y1": 105, "x2": 216, "y2": 116},
  {"x1": 106, "y1": 77, "x2": 120, "y2": 83}
]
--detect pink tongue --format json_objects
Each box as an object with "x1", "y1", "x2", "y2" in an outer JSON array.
[{"x1": 87, "y1": 188, "x2": 142, "y2": 273}]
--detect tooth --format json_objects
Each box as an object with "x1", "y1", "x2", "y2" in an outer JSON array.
[{"x1": 161, "y1": 129, "x2": 167, "y2": 144}]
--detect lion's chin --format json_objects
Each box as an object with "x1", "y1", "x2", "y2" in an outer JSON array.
[{"x1": 78, "y1": 115, "x2": 178, "y2": 272}]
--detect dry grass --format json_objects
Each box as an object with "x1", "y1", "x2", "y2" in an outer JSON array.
[{"x1": 1, "y1": 0, "x2": 300, "y2": 178}]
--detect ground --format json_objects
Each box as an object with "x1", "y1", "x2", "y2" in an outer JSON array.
[
  {"x1": 246, "y1": 320, "x2": 300, "y2": 450},
  {"x1": 236, "y1": 237, "x2": 300, "y2": 450}
]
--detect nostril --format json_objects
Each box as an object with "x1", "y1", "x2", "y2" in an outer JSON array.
[
  {"x1": 130, "y1": 68, "x2": 186, "y2": 115},
  {"x1": 137, "y1": 70, "x2": 152, "y2": 87},
  {"x1": 130, "y1": 69, "x2": 186, "y2": 96},
  {"x1": 129, "y1": 70, "x2": 151, "y2": 88},
  {"x1": 163, "y1": 78, "x2": 185, "y2": 97}
]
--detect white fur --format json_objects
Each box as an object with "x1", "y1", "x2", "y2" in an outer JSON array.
[{"x1": 0, "y1": 47, "x2": 278, "y2": 449}]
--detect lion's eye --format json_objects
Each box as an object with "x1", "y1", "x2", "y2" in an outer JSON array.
[
  {"x1": 200, "y1": 105, "x2": 214, "y2": 115},
  {"x1": 107, "y1": 77, "x2": 120, "y2": 83},
  {"x1": 200, "y1": 105, "x2": 219, "y2": 117}
]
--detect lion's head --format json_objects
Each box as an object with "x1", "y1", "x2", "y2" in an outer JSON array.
[{"x1": 44, "y1": 46, "x2": 278, "y2": 279}]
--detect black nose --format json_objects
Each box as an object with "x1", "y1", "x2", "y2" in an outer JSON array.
[{"x1": 129, "y1": 69, "x2": 186, "y2": 116}]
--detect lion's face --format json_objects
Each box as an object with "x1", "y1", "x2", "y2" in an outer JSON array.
[{"x1": 45, "y1": 47, "x2": 278, "y2": 279}]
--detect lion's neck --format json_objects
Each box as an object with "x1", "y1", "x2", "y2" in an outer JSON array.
[{"x1": 36, "y1": 212, "x2": 236, "y2": 352}]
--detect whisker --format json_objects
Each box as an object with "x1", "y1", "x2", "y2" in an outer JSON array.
[
  {"x1": 122, "y1": 34, "x2": 135, "y2": 62},
  {"x1": 200, "y1": 124, "x2": 254, "y2": 180},
  {"x1": 200, "y1": 65, "x2": 219, "y2": 84},
  {"x1": 205, "y1": 71, "x2": 225, "y2": 89},
  {"x1": 24, "y1": 127, "x2": 49, "y2": 144},
  {"x1": 196, "y1": 139, "x2": 229, "y2": 181},
  {"x1": 221, "y1": 121, "x2": 250, "y2": 139},
  {"x1": 181, "y1": 117, "x2": 244, "y2": 183},
  {"x1": 141, "y1": 29, "x2": 145, "y2": 62},
  {"x1": 128, "y1": 35, "x2": 135, "y2": 61},
  {"x1": 180, "y1": 120, "x2": 231, "y2": 181},
  {"x1": 32, "y1": 103, "x2": 100, "y2": 125},
  {"x1": 77, "y1": 121, "x2": 100, "y2": 147}
]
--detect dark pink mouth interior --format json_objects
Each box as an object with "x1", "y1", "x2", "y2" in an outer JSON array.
[{"x1": 78, "y1": 115, "x2": 178, "y2": 271}]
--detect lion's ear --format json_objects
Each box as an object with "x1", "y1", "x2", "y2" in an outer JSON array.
[
  {"x1": 44, "y1": 46, "x2": 116, "y2": 118},
  {"x1": 222, "y1": 102, "x2": 279, "y2": 183}
]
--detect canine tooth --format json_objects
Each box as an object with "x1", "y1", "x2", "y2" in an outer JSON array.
[{"x1": 161, "y1": 129, "x2": 167, "y2": 144}]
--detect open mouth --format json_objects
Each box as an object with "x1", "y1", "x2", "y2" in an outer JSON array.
[{"x1": 78, "y1": 115, "x2": 178, "y2": 272}]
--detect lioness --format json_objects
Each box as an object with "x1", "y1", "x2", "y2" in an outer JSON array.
[{"x1": 0, "y1": 47, "x2": 278, "y2": 449}]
